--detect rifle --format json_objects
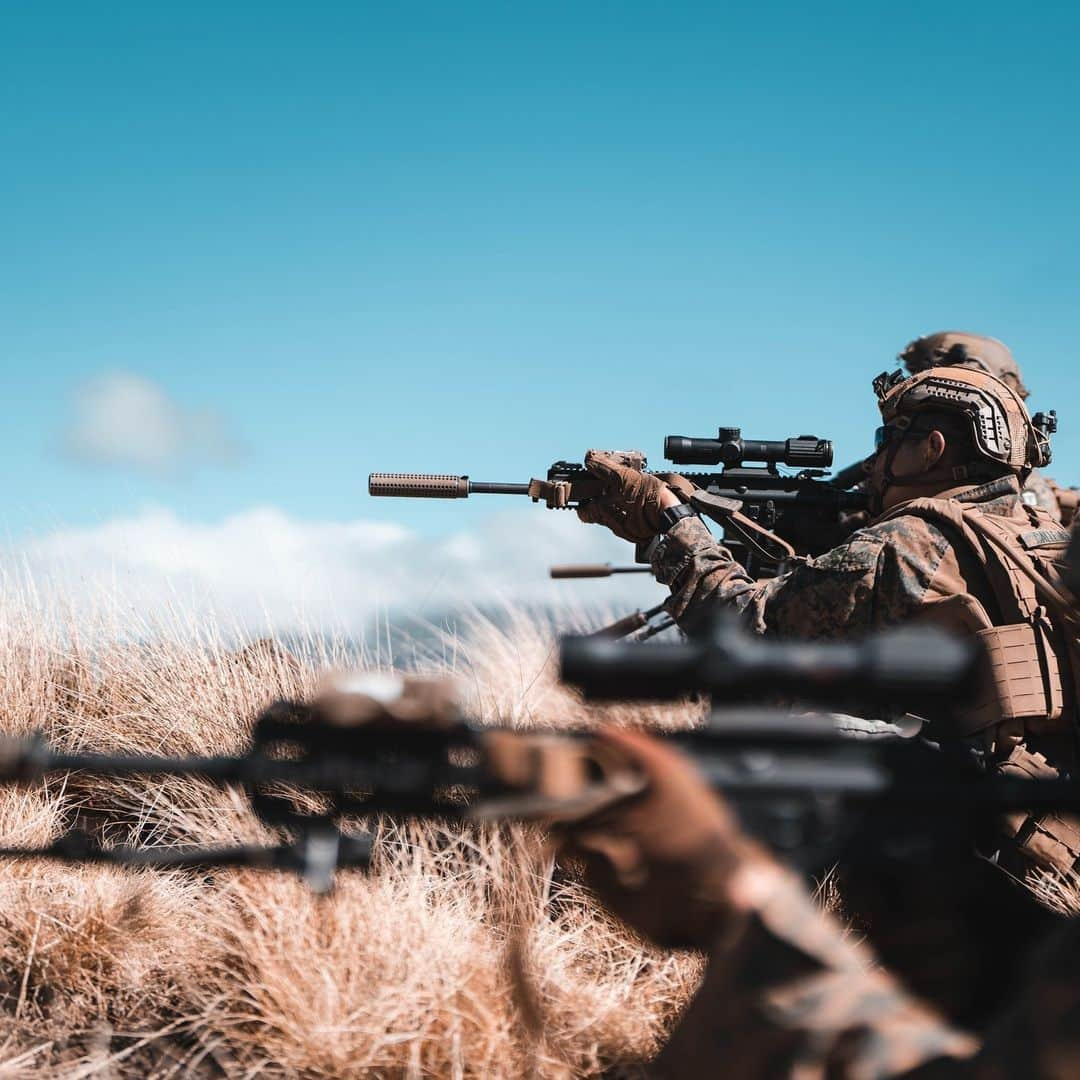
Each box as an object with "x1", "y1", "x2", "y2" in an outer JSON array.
[
  {"x1": 576, "y1": 602, "x2": 675, "y2": 641},
  {"x1": 660, "y1": 427, "x2": 866, "y2": 567},
  {"x1": 369, "y1": 429, "x2": 870, "y2": 576},
  {"x1": 548, "y1": 564, "x2": 672, "y2": 641},
  {"x1": 549, "y1": 564, "x2": 652, "y2": 579},
  {"x1": 0, "y1": 618, "x2": 1071, "y2": 890}
]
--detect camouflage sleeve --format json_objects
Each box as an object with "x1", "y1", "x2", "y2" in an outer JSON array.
[
  {"x1": 652, "y1": 516, "x2": 947, "y2": 638},
  {"x1": 653, "y1": 878, "x2": 1080, "y2": 1079},
  {"x1": 651, "y1": 871, "x2": 978, "y2": 1079}
]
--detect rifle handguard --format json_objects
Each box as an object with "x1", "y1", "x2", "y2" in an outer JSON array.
[
  {"x1": 528, "y1": 477, "x2": 574, "y2": 508},
  {"x1": 369, "y1": 473, "x2": 470, "y2": 499}
]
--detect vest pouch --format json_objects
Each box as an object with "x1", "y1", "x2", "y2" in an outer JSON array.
[
  {"x1": 962, "y1": 622, "x2": 1065, "y2": 735},
  {"x1": 1028, "y1": 608, "x2": 1066, "y2": 731},
  {"x1": 993, "y1": 745, "x2": 1080, "y2": 875},
  {"x1": 1000, "y1": 809, "x2": 1080, "y2": 876}
]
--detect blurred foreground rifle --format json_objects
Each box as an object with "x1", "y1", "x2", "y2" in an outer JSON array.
[
  {"x1": 370, "y1": 429, "x2": 870, "y2": 575},
  {"x1": 2, "y1": 620, "x2": 1079, "y2": 890},
  {"x1": 547, "y1": 564, "x2": 674, "y2": 643}
]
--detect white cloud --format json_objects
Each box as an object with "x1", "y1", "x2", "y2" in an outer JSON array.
[
  {"x1": 5, "y1": 507, "x2": 666, "y2": 638},
  {"x1": 64, "y1": 372, "x2": 243, "y2": 472}
]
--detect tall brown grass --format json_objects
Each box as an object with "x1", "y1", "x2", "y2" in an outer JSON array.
[{"x1": 0, "y1": 603, "x2": 704, "y2": 1077}]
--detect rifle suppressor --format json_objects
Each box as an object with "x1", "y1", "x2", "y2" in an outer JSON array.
[{"x1": 368, "y1": 474, "x2": 530, "y2": 498}]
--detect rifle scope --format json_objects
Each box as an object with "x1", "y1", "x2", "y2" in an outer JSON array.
[
  {"x1": 560, "y1": 618, "x2": 978, "y2": 706},
  {"x1": 664, "y1": 428, "x2": 833, "y2": 469}
]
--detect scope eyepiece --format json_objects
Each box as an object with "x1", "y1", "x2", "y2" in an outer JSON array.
[{"x1": 664, "y1": 430, "x2": 833, "y2": 469}]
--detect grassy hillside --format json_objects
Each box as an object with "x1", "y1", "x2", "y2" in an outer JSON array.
[{"x1": 0, "y1": 605, "x2": 703, "y2": 1077}]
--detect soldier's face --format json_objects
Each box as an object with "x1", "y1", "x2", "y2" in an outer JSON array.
[{"x1": 869, "y1": 429, "x2": 948, "y2": 510}]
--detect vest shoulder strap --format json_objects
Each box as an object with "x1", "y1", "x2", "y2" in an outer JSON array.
[{"x1": 878, "y1": 498, "x2": 1033, "y2": 625}]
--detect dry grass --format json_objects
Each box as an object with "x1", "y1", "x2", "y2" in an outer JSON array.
[{"x1": 0, "y1": 599, "x2": 704, "y2": 1077}]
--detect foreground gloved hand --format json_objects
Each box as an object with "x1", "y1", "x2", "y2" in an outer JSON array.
[
  {"x1": 560, "y1": 726, "x2": 780, "y2": 950},
  {"x1": 575, "y1": 450, "x2": 687, "y2": 543}
]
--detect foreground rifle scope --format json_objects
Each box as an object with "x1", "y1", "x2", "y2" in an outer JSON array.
[
  {"x1": 664, "y1": 428, "x2": 833, "y2": 469},
  {"x1": 560, "y1": 618, "x2": 979, "y2": 708}
]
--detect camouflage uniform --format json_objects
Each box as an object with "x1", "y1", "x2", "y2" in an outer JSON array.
[
  {"x1": 655, "y1": 475, "x2": 1071, "y2": 652},
  {"x1": 654, "y1": 476, "x2": 1019, "y2": 639},
  {"x1": 649, "y1": 869, "x2": 1080, "y2": 1079}
]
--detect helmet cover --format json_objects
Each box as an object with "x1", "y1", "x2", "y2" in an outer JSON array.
[
  {"x1": 874, "y1": 366, "x2": 1049, "y2": 473},
  {"x1": 899, "y1": 331, "x2": 1029, "y2": 399}
]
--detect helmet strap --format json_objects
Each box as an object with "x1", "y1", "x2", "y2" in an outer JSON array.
[{"x1": 879, "y1": 423, "x2": 1000, "y2": 501}]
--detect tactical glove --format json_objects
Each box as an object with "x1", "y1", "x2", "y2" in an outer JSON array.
[
  {"x1": 560, "y1": 726, "x2": 777, "y2": 951},
  {"x1": 575, "y1": 450, "x2": 690, "y2": 543},
  {"x1": 655, "y1": 471, "x2": 698, "y2": 503}
]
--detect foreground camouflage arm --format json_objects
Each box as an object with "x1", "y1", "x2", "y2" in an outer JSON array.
[
  {"x1": 652, "y1": 872, "x2": 979, "y2": 1079},
  {"x1": 565, "y1": 700, "x2": 1063, "y2": 1079},
  {"x1": 652, "y1": 843, "x2": 1080, "y2": 1079},
  {"x1": 559, "y1": 725, "x2": 980, "y2": 1079}
]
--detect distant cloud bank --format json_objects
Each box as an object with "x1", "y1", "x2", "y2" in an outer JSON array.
[
  {"x1": 4, "y1": 507, "x2": 664, "y2": 638},
  {"x1": 64, "y1": 372, "x2": 244, "y2": 473}
]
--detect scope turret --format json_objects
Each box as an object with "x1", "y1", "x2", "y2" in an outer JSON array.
[{"x1": 664, "y1": 428, "x2": 833, "y2": 469}]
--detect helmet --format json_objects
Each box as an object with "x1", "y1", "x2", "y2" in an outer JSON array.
[
  {"x1": 898, "y1": 331, "x2": 1029, "y2": 399},
  {"x1": 873, "y1": 366, "x2": 1050, "y2": 475}
]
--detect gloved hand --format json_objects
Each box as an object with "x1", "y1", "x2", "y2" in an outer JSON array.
[
  {"x1": 575, "y1": 450, "x2": 688, "y2": 543},
  {"x1": 559, "y1": 726, "x2": 779, "y2": 950},
  {"x1": 655, "y1": 471, "x2": 698, "y2": 503}
]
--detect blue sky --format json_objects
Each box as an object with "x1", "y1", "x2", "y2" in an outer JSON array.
[{"x1": 3, "y1": 2, "x2": 1079, "y2": 553}]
